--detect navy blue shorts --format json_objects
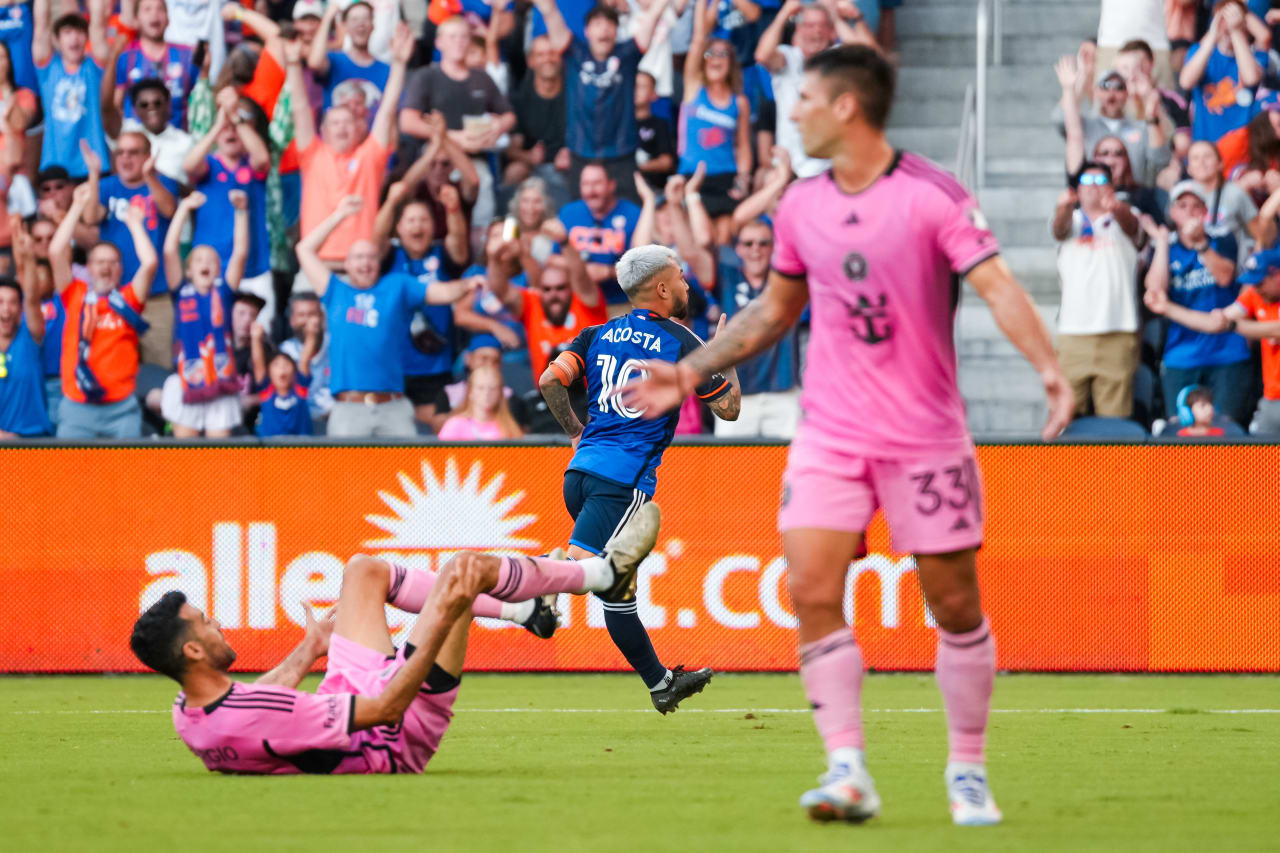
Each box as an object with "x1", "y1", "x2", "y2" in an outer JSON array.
[{"x1": 563, "y1": 470, "x2": 651, "y2": 555}]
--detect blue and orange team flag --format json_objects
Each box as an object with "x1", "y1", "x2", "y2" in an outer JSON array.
[{"x1": 428, "y1": 0, "x2": 464, "y2": 25}]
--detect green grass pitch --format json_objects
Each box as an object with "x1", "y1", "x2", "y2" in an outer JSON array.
[{"x1": 1, "y1": 674, "x2": 1276, "y2": 852}]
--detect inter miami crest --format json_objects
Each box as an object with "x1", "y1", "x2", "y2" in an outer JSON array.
[{"x1": 842, "y1": 252, "x2": 868, "y2": 282}]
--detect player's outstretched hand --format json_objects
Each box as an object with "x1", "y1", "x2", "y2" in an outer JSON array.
[
  {"x1": 1040, "y1": 368, "x2": 1075, "y2": 440},
  {"x1": 302, "y1": 604, "x2": 337, "y2": 658},
  {"x1": 616, "y1": 360, "x2": 700, "y2": 418}
]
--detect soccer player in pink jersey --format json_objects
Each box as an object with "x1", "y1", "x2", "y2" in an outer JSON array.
[
  {"x1": 127, "y1": 504, "x2": 661, "y2": 775},
  {"x1": 622, "y1": 45, "x2": 1074, "y2": 826}
]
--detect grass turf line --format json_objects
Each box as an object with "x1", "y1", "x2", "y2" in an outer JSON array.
[{"x1": 0, "y1": 674, "x2": 1275, "y2": 853}]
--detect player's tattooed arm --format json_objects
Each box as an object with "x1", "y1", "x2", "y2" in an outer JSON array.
[
  {"x1": 539, "y1": 368, "x2": 585, "y2": 439},
  {"x1": 704, "y1": 314, "x2": 741, "y2": 421},
  {"x1": 682, "y1": 270, "x2": 808, "y2": 380},
  {"x1": 622, "y1": 273, "x2": 804, "y2": 415},
  {"x1": 707, "y1": 381, "x2": 741, "y2": 421}
]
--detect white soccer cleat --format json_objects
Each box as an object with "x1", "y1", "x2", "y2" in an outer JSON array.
[
  {"x1": 799, "y1": 760, "x2": 882, "y2": 824},
  {"x1": 599, "y1": 503, "x2": 661, "y2": 603},
  {"x1": 946, "y1": 763, "x2": 1003, "y2": 826}
]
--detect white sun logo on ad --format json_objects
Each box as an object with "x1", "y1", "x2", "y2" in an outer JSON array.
[
  {"x1": 363, "y1": 458, "x2": 538, "y2": 551},
  {"x1": 362, "y1": 458, "x2": 539, "y2": 633}
]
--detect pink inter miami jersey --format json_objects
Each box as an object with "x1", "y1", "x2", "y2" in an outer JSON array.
[
  {"x1": 172, "y1": 682, "x2": 377, "y2": 774},
  {"x1": 771, "y1": 152, "x2": 1000, "y2": 457}
]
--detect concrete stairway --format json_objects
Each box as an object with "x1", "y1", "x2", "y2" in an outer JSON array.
[{"x1": 885, "y1": 0, "x2": 1100, "y2": 434}]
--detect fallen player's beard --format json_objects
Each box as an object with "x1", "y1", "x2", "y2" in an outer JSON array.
[{"x1": 213, "y1": 645, "x2": 237, "y2": 671}]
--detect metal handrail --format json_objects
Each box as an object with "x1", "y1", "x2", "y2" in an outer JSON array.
[
  {"x1": 955, "y1": 83, "x2": 976, "y2": 188},
  {"x1": 992, "y1": 0, "x2": 1004, "y2": 66},
  {"x1": 960, "y1": 0, "x2": 1002, "y2": 193},
  {"x1": 975, "y1": 0, "x2": 989, "y2": 192}
]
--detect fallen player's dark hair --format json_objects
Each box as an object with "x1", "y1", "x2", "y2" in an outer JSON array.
[
  {"x1": 804, "y1": 45, "x2": 896, "y2": 130},
  {"x1": 129, "y1": 591, "x2": 191, "y2": 681}
]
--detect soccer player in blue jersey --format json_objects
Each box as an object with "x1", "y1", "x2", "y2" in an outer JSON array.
[{"x1": 539, "y1": 244, "x2": 741, "y2": 713}]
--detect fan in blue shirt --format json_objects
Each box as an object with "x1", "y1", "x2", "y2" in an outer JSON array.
[
  {"x1": 533, "y1": 0, "x2": 673, "y2": 160},
  {"x1": 86, "y1": 132, "x2": 179, "y2": 296},
  {"x1": 251, "y1": 321, "x2": 317, "y2": 437},
  {"x1": 33, "y1": 9, "x2": 110, "y2": 178},
  {"x1": 538, "y1": 243, "x2": 739, "y2": 711},
  {"x1": 0, "y1": 2, "x2": 38, "y2": 91},
  {"x1": 555, "y1": 163, "x2": 642, "y2": 304},
  {"x1": 0, "y1": 266, "x2": 52, "y2": 438},
  {"x1": 1147, "y1": 186, "x2": 1254, "y2": 427},
  {"x1": 374, "y1": 189, "x2": 474, "y2": 426},
  {"x1": 716, "y1": 221, "x2": 798, "y2": 398},
  {"x1": 309, "y1": 1, "x2": 390, "y2": 111},
  {"x1": 1182, "y1": 14, "x2": 1267, "y2": 143},
  {"x1": 296, "y1": 196, "x2": 479, "y2": 398}
]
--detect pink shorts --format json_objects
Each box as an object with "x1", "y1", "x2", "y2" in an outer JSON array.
[
  {"x1": 317, "y1": 634, "x2": 458, "y2": 774},
  {"x1": 777, "y1": 431, "x2": 985, "y2": 554}
]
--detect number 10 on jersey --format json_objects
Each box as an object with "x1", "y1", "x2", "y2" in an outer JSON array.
[{"x1": 596, "y1": 354, "x2": 650, "y2": 419}]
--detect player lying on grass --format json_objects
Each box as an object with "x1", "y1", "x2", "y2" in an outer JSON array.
[{"x1": 128, "y1": 505, "x2": 661, "y2": 774}]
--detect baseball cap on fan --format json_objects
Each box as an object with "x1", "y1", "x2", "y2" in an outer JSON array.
[
  {"x1": 1239, "y1": 248, "x2": 1280, "y2": 285},
  {"x1": 293, "y1": 0, "x2": 325, "y2": 20},
  {"x1": 1169, "y1": 180, "x2": 1208, "y2": 207}
]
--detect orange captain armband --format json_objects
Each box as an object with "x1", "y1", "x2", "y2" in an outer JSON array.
[
  {"x1": 696, "y1": 377, "x2": 729, "y2": 401},
  {"x1": 548, "y1": 350, "x2": 584, "y2": 385}
]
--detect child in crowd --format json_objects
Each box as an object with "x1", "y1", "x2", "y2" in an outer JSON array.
[
  {"x1": 251, "y1": 316, "x2": 318, "y2": 437},
  {"x1": 437, "y1": 363, "x2": 523, "y2": 439},
  {"x1": 1175, "y1": 385, "x2": 1225, "y2": 436},
  {"x1": 635, "y1": 70, "x2": 676, "y2": 192},
  {"x1": 159, "y1": 190, "x2": 248, "y2": 437},
  {"x1": 467, "y1": 18, "x2": 508, "y2": 96}
]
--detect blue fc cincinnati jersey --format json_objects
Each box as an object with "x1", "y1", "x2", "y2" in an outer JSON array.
[{"x1": 564, "y1": 309, "x2": 730, "y2": 495}]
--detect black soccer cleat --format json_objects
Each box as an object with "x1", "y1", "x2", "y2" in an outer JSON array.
[
  {"x1": 650, "y1": 665, "x2": 713, "y2": 715},
  {"x1": 599, "y1": 503, "x2": 661, "y2": 604},
  {"x1": 520, "y1": 595, "x2": 560, "y2": 639}
]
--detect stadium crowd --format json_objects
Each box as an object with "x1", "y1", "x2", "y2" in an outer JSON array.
[
  {"x1": 7, "y1": 0, "x2": 1278, "y2": 441},
  {"x1": 1055, "y1": 0, "x2": 1280, "y2": 437},
  {"x1": 0, "y1": 0, "x2": 902, "y2": 440}
]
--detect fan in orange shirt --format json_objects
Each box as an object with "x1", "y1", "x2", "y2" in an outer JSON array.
[
  {"x1": 1217, "y1": 91, "x2": 1280, "y2": 185},
  {"x1": 288, "y1": 23, "x2": 414, "y2": 267},
  {"x1": 483, "y1": 238, "x2": 607, "y2": 382},
  {"x1": 49, "y1": 182, "x2": 158, "y2": 438}
]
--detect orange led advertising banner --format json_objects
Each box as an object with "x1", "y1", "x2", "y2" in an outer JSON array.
[{"x1": 1, "y1": 444, "x2": 1277, "y2": 673}]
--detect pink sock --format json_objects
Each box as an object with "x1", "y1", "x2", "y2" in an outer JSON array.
[
  {"x1": 935, "y1": 616, "x2": 996, "y2": 764},
  {"x1": 387, "y1": 563, "x2": 504, "y2": 619},
  {"x1": 489, "y1": 555, "x2": 586, "y2": 602},
  {"x1": 799, "y1": 628, "x2": 865, "y2": 752}
]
